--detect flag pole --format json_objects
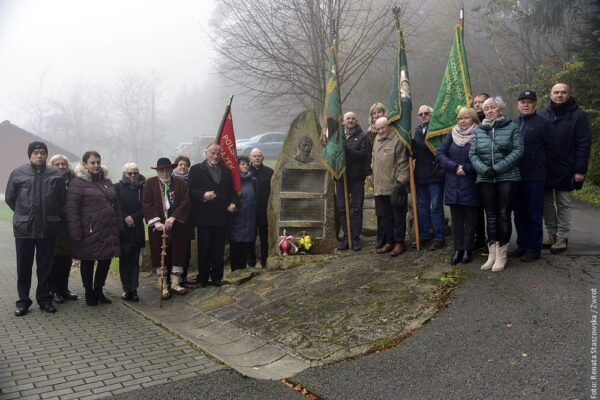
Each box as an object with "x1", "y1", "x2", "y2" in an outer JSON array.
[
  {"x1": 330, "y1": 17, "x2": 353, "y2": 249},
  {"x1": 215, "y1": 95, "x2": 234, "y2": 143},
  {"x1": 392, "y1": 6, "x2": 420, "y2": 251}
]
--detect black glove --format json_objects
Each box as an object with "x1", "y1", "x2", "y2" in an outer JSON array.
[{"x1": 485, "y1": 168, "x2": 496, "y2": 179}]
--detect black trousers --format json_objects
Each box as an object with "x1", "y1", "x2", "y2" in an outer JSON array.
[
  {"x1": 197, "y1": 226, "x2": 226, "y2": 284},
  {"x1": 249, "y1": 224, "x2": 269, "y2": 267},
  {"x1": 479, "y1": 181, "x2": 517, "y2": 246},
  {"x1": 50, "y1": 254, "x2": 72, "y2": 296},
  {"x1": 230, "y1": 242, "x2": 253, "y2": 271},
  {"x1": 15, "y1": 237, "x2": 55, "y2": 308},
  {"x1": 375, "y1": 195, "x2": 407, "y2": 245},
  {"x1": 80, "y1": 259, "x2": 111, "y2": 293},
  {"x1": 119, "y1": 246, "x2": 141, "y2": 294},
  {"x1": 450, "y1": 205, "x2": 478, "y2": 251},
  {"x1": 336, "y1": 178, "x2": 365, "y2": 241}
]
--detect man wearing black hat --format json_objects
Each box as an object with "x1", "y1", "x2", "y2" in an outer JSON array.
[
  {"x1": 509, "y1": 91, "x2": 558, "y2": 261},
  {"x1": 5, "y1": 141, "x2": 65, "y2": 316},
  {"x1": 142, "y1": 157, "x2": 191, "y2": 299}
]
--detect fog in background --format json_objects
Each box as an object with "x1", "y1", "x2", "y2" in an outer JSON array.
[{"x1": 0, "y1": 0, "x2": 580, "y2": 172}]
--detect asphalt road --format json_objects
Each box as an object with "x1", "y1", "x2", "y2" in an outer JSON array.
[{"x1": 118, "y1": 200, "x2": 600, "y2": 400}]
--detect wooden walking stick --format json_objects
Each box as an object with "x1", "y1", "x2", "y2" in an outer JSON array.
[{"x1": 159, "y1": 231, "x2": 168, "y2": 308}]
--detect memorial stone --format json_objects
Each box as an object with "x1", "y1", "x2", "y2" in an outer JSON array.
[{"x1": 268, "y1": 110, "x2": 338, "y2": 257}]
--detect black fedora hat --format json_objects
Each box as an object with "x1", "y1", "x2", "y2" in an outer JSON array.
[{"x1": 151, "y1": 157, "x2": 177, "y2": 170}]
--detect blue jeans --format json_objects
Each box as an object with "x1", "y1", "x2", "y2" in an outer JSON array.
[
  {"x1": 416, "y1": 182, "x2": 445, "y2": 241},
  {"x1": 514, "y1": 180, "x2": 545, "y2": 252}
]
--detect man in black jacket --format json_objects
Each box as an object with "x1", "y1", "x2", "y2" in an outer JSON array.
[
  {"x1": 5, "y1": 142, "x2": 65, "y2": 316},
  {"x1": 510, "y1": 91, "x2": 558, "y2": 261},
  {"x1": 188, "y1": 143, "x2": 237, "y2": 286},
  {"x1": 249, "y1": 148, "x2": 273, "y2": 267},
  {"x1": 337, "y1": 112, "x2": 368, "y2": 251},
  {"x1": 540, "y1": 83, "x2": 592, "y2": 253}
]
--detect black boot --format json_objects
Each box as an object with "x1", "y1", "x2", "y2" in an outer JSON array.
[
  {"x1": 81, "y1": 263, "x2": 97, "y2": 306},
  {"x1": 94, "y1": 260, "x2": 111, "y2": 304},
  {"x1": 451, "y1": 250, "x2": 463, "y2": 265},
  {"x1": 462, "y1": 250, "x2": 472, "y2": 264}
]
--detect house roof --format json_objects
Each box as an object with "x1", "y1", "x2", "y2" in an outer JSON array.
[{"x1": 0, "y1": 120, "x2": 80, "y2": 193}]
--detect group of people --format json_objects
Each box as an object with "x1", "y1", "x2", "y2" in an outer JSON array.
[
  {"x1": 334, "y1": 82, "x2": 591, "y2": 273},
  {"x1": 6, "y1": 142, "x2": 273, "y2": 316},
  {"x1": 5, "y1": 81, "x2": 591, "y2": 316}
]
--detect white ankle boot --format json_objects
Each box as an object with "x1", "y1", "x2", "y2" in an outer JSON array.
[
  {"x1": 170, "y1": 272, "x2": 188, "y2": 295},
  {"x1": 492, "y1": 244, "x2": 508, "y2": 272},
  {"x1": 481, "y1": 242, "x2": 498, "y2": 270}
]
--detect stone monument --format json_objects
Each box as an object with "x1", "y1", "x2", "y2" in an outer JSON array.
[{"x1": 268, "y1": 110, "x2": 338, "y2": 257}]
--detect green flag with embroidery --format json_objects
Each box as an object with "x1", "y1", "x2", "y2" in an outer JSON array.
[
  {"x1": 321, "y1": 42, "x2": 345, "y2": 180},
  {"x1": 425, "y1": 23, "x2": 472, "y2": 154},
  {"x1": 387, "y1": 26, "x2": 412, "y2": 155}
]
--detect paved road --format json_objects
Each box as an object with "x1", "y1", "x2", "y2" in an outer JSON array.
[
  {"x1": 0, "y1": 219, "x2": 222, "y2": 400},
  {"x1": 293, "y1": 200, "x2": 600, "y2": 399}
]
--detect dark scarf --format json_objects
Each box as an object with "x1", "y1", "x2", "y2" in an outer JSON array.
[{"x1": 550, "y1": 97, "x2": 575, "y2": 117}]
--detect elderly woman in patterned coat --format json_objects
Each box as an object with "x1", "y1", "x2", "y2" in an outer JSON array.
[{"x1": 66, "y1": 151, "x2": 121, "y2": 306}]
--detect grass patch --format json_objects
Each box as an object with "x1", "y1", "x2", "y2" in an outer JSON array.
[
  {"x1": 573, "y1": 183, "x2": 600, "y2": 206},
  {"x1": 0, "y1": 201, "x2": 13, "y2": 222},
  {"x1": 110, "y1": 258, "x2": 120, "y2": 275},
  {"x1": 431, "y1": 267, "x2": 466, "y2": 308}
]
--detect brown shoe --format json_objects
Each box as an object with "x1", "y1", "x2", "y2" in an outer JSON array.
[
  {"x1": 391, "y1": 243, "x2": 406, "y2": 257},
  {"x1": 376, "y1": 243, "x2": 394, "y2": 254},
  {"x1": 428, "y1": 240, "x2": 445, "y2": 251}
]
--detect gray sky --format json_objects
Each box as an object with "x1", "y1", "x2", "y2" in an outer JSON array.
[{"x1": 0, "y1": 0, "x2": 217, "y2": 124}]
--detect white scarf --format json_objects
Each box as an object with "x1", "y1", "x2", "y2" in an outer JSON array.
[{"x1": 451, "y1": 124, "x2": 476, "y2": 147}]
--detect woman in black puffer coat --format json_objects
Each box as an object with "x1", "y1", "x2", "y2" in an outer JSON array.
[
  {"x1": 115, "y1": 163, "x2": 145, "y2": 302},
  {"x1": 66, "y1": 151, "x2": 121, "y2": 306}
]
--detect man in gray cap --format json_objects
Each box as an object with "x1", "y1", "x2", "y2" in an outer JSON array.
[{"x1": 5, "y1": 141, "x2": 65, "y2": 316}]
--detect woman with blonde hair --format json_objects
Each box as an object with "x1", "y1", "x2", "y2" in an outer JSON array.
[
  {"x1": 48, "y1": 154, "x2": 78, "y2": 303},
  {"x1": 469, "y1": 97, "x2": 524, "y2": 272},
  {"x1": 436, "y1": 107, "x2": 480, "y2": 265}
]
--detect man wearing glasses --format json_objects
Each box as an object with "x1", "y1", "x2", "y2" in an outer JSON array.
[{"x1": 412, "y1": 105, "x2": 446, "y2": 251}]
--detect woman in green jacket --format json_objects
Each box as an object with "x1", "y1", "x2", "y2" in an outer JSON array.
[{"x1": 469, "y1": 96, "x2": 524, "y2": 272}]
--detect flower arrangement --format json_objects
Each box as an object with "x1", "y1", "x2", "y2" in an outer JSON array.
[
  {"x1": 278, "y1": 230, "x2": 297, "y2": 256},
  {"x1": 296, "y1": 231, "x2": 312, "y2": 254}
]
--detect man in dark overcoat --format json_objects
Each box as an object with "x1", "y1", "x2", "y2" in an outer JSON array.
[
  {"x1": 249, "y1": 147, "x2": 273, "y2": 267},
  {"x1": 142, "y1": 157, "x2": 191, "y2": 299},
  {"x1": 188, "y1": 143, "x2": 238, "y2": 287}
]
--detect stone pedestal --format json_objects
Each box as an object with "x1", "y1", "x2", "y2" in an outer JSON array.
[{"x1": 268, "y1": 110, "x2": 338, "y2": 256}]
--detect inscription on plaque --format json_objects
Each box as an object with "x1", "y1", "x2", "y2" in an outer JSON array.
[
  {"x1": 280, "y1": 199, "x2": 324, "y2": 221},
  {"x1": 281, "y1": 170, "x2": 326, "y2": 193}
]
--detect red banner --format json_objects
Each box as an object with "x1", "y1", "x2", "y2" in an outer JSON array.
[{"x1": 217, "y1": 107, "x2": 241, "y2": 194}]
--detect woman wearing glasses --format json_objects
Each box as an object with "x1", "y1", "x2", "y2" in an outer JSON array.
[
  {"x1": 469, "y1": 96, "x2": 523, "y2": 272},
  {"x1": 115, "y1": 163, "x2": 146, "y2": 301},
  {"x1": 66, "y1": 151, "x2": 121, "y2": 305}
]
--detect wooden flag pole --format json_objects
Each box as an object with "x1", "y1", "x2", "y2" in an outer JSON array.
[
  {"x1": 342, "y1": 171, "x2": 352, "y2": 249},
  {"x1": 215, "y1": 95, "x2": 234, "y2": 143},
  {"x1": 409, "y1": 156, "x2": 420, "y2": 250}
]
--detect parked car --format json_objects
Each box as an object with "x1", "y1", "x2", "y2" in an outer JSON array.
[
  {"x1": 171, "y1": 142, "x2": 192, "y2": 159},
  {"x1": 236, "y1": 132, "x2": 287, "y2": 159}
]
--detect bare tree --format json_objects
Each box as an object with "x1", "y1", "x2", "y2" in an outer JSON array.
[{"x1": 209, "y1": 0, "x2": 397, "y2": 113}]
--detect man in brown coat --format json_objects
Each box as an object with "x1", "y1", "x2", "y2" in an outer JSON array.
[
  {"x1": 368, "y1": 117, "x2": 410, "y2": 257},
  {"x1": 142, "y1": 158, "x2": 191, "y2": 299}
]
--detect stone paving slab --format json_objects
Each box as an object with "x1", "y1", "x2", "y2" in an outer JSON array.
[{"x1": 0, "y1": 219, "x2": 222, "y2": 400}]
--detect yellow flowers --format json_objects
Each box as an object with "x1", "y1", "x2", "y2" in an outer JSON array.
[{"x1": 297, "y1": 232, "x2": 312, "y2": 253}]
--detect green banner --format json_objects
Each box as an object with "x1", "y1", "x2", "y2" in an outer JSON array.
[
  {"x1": 387, "y1": 27, "x2": 412, "y2": 155},
  {"x1": 426, "y1": 24, "x2": 472, "y2": 154},
  {"x1": 321, "y1": 43, "x2": 346, "y2": 180}
]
